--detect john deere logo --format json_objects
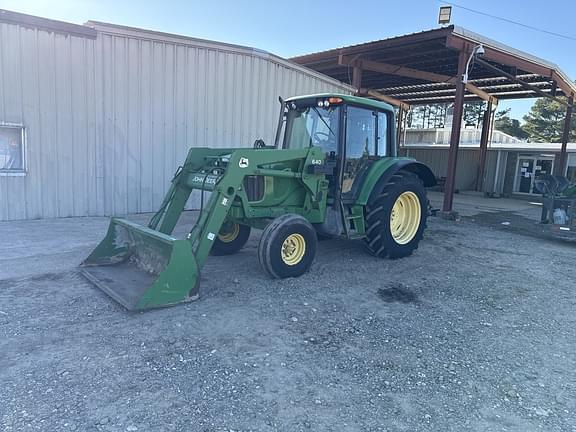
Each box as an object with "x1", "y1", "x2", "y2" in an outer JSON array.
[{"x1": 239, "y1": 157, "x2": 249, "y2": 168}]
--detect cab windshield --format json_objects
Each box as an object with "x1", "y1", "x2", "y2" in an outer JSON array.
[{"x1": 283, "y1": 105, "x2": 340, "y2": 153}]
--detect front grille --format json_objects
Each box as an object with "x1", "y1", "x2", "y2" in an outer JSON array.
[{"x1": 243, "y1": 175, "x2": 265, "y2": 201}]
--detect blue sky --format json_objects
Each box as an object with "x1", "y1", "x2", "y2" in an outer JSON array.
[{"x1": 3, "y1": 0, "x2": 575, "y2": 120}]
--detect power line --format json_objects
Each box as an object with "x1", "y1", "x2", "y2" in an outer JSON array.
[{"x1": 439, "y1": 1, "x2": 576, "y2": 42}]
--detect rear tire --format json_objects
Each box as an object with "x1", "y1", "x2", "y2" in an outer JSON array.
[
  {"x1": 365, "y1": 170, "x2": 428, "y2": 259},
  {"x1": 210, "y1": 223, "x2": 251, "y2": 256},
  {"x1": 258, "y1": 214, "x2": 317, "y2": 279}
]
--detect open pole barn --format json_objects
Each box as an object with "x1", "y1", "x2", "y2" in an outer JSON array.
[{"x1": 292, "y1": 26, "x2": 576, "y2": 214}]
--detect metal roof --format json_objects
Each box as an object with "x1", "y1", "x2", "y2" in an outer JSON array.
[
  {"x1": 0, "y1": 9, "x2": 96, "y2": 38},
  {"x1": 291, "y1": 26, "x2": 576, "y2": 105},
  {"x1": 0, "y1": 9, "x2": 353, "y2": 92},
  {"x1": 83, "y1": 20, "x2": 355, "y2": 91}
]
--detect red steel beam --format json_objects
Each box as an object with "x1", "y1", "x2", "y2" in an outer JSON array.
[
  {"x1": 357, "y1": 88, "x2": 411, "y2": 111},
  {"x1": 555, "y1": 96, "x2": 574, "y2": 176},
  {"x1": 352, "y1": 65, "x2": 363, "y2": 89},
  {"x1": 339, "y1": 56, "x2": 496, "y2": 103},
  {"x1": 443, "y1": 50, "x2": 469, "y2": 213},
  {"x1": 476, "y1": 99, "x2": 494, "y2": 191},
  {"x1": 446, "y1": 34, "x2": 576, "y2": 98}
]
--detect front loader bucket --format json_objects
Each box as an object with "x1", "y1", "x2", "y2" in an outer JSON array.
[{"x1": 80, "y1": 218, "x2": 199, "y2": 310}]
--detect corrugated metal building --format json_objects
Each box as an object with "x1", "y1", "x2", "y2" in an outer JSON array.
[{"x1": 0, "y1": 10, "x2": 352, "y2": 221}]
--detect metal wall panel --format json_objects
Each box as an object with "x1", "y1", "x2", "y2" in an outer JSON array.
[
  {"x1": 403, "y1": 147, "x2": 481, "y2": 191},
  {"x1": 0, "y1": 23, "x2": 99, "y2": 220},
  {"x1": 0, "y1": 20, "x2": 351, "y2": 220},
  {"x1": 403, "y1": 147, "x2": 512, "y2": 193},
  {"x1": 94, "y1": 27, "x2": 350, "y2": 214},
  {"x1": 482, "y1": 150, "x2": 505, "y2": 194}
]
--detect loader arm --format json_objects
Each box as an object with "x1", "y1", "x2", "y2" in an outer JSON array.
[
  {"x1": 81, "y1": 146, "x2": 328, "y2": 310},
  {"x1": 162, "y1": 146, "x2": 328, "y2": 270}
]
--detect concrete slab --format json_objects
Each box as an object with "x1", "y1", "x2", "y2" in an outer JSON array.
[{"x1": 428, "y1": 191, "x2": 542, "y2": 220}]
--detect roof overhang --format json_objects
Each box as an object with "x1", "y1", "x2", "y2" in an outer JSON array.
[
  {"x1": 291, "y1": 26, "x2": 576, "y2": 106},
  {"x1": 0, "y1": 9, "x2": 97, "y2": 39}
]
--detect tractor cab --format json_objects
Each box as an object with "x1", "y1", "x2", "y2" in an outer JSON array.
[{"x1": 280, "y1": 94, "x2": 395, "y2": 202}]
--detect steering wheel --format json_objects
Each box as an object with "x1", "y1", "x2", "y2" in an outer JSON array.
[{"x1": 313, "y1": 131, "x2": 330, "y2": 144}]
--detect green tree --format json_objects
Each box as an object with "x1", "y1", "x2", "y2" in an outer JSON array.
[
  {"x1": 406, "y1": 103, "x2": 447, "y2": 129},
  {"x1": 494, "y1": 108, "x2": 528, "y2": 139},
  {"x1": 523, "y1": 98, "x2": 576, "y2": 142},
  {"x1": 463, "y1": 101, "x2": 486, "y2": 128}
]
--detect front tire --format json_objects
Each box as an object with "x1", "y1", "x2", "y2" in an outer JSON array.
[
  {"x1": 210, "y1": 222, "x2": 251, "y2": 256},
  {"x1": 365, "y1": 170, "x2": 428, "y2": 259},
  {"x1": 258, "y1": 214, "x2": 317, "y2": 279}
]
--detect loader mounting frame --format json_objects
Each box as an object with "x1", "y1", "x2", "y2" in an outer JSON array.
[{"x1": 81, "y1": 146, "x2": 328, "y2": 310}]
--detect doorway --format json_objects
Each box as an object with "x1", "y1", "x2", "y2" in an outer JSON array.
[{"x1": 513, "y1": 155, "x2": 554, "y2": 194}]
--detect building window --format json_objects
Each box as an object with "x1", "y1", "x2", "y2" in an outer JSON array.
[
  {"x1": 0, "y1": 125, "x2": 26, "y2": 175},
  {"x1": 567, "y1": 154, "x2": 576, "y2": 184}
]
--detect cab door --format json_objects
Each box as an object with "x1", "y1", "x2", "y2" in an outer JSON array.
[{"x1": 341, "y1": 106, "x2": 389, "y2": 198}]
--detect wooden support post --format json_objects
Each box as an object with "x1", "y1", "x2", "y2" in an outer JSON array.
[
  {"x1": 442, "y1": 50, "x2": 468, "y2": 213},
  {"x1": 352, "y1": 65, "x2": 363, "y2": 89},
  {"x1": 396, "y1": 107, "x2": 404, "y2": 156},
  {"x1": 358, "y1": 88, "x2": 410, "y2": 111},
  {"x1": 555, "y1": 96, "x2": 573, "y2": 176},
  {"x1": 476, "y1": 99, "x2": 493, "y2": 191}
]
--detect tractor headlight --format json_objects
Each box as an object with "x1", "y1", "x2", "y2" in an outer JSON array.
[
  {"x1": 317, "y1": 100, "x2": 324, "y2": 107},
  {"x1": 323, "y1": 100, "x2": 330, "y2": 107}
]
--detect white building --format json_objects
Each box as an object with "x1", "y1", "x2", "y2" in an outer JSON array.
[
  {"x1": 402, "y1": 128, "x2": 576, "y2": 195},
  {"x1": 0, "y1": 10, "x2": 352, "y2": 221},
  {"x1": 404, "y1": 128, "x2": 525, "y2": 147}
]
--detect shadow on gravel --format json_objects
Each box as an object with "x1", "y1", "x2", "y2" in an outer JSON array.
[
  {"x1": 29, "y1": 272, "x2": 69, "y2": 282},
  {"x1": 464, "y1": 210, "x2": 576, "y2": 244},
  {"x1": 378, "y1": 284, "x2": 419, "y2": 303},
  {"x1": 0, "y1": 272, "x2": 69, "y2": 288}
]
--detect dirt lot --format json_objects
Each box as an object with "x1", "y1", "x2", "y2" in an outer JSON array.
[{"x1": 1, "y1": 212, "x2": 575, "y2": 431}]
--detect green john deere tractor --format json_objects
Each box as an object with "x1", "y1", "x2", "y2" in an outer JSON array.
[{"x1": 81, "y1": 94, "x2": 436, "y2": 310}]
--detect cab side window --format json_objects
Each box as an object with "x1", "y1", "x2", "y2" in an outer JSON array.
[
  {"x1": 346, "y1": 106, "x2": 375, "y2": 159},
  {"x1": 343, "y1": 106, "x2": 376, "y2": 194},
  {"x1": 377, "y1": 112, "x2": 389, "y2": 156}
]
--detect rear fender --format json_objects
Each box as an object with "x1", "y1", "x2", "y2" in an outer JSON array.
[{"x1": 354, "y1": 158, "x2": 436, "y2": 206}]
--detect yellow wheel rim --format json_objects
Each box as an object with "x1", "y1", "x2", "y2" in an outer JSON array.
[
  {"x1": 281, "y1": 233, "x2": 306, "y2": 266},
  {"x1": 218, "y1": 223, "x2": 240, "y2": 243},
  {"x1": 390, "y1": 191, "x2": 421, "y2": 245}
]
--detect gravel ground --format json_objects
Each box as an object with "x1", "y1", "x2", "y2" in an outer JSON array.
[{"x1": 1, "y1": 213, "x2": 575, "y2": 431}]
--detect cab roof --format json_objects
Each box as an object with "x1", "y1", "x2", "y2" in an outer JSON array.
[{"x1": 286, "y1": 93, "x2": 395, "y2": 112}]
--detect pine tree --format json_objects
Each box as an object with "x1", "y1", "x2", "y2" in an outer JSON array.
[
  {"x1": 523, "y1": 98, "x2": 575, "y2": 142},
  {"x1": 494, "y1": 108, "x2": 528, "y2": 139}
]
